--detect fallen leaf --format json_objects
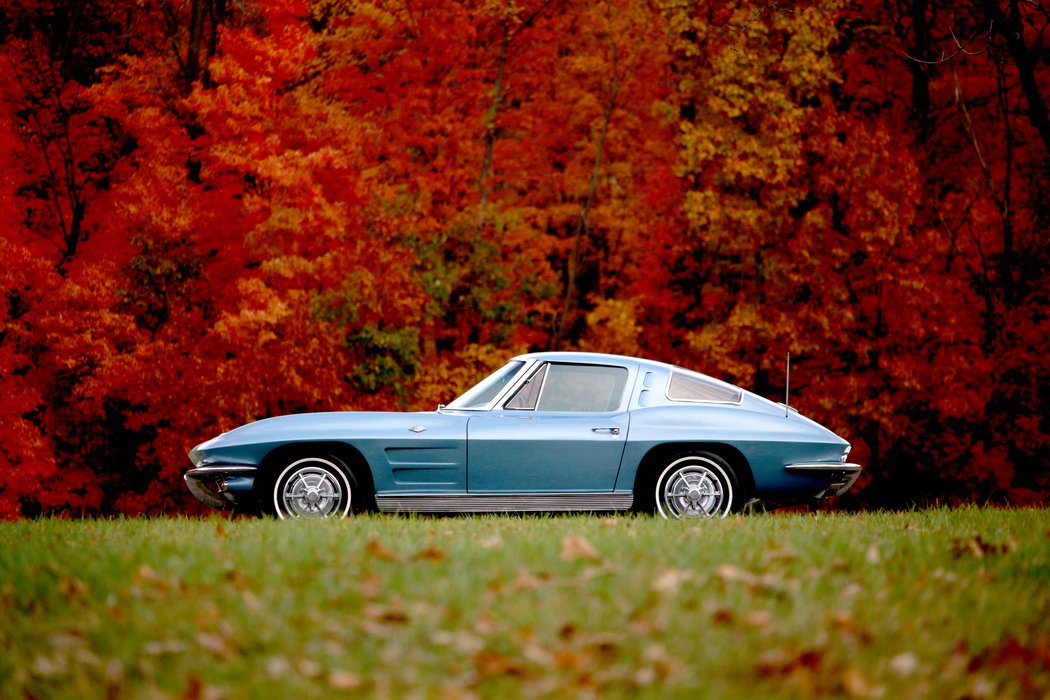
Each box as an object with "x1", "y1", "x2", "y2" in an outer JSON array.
[
  {"x1": 714, "y1": 563, "x2": 748, "y2": 582},
  {"x1": 196, "y1": 633, "x2": 234, "y2": 659},
  {"x1": 506, "y1": 570, "x2": 546, "y2": 591},
  {"x1": 31, "y1": 654, "x2": 62, "y2": 677},
  {"x1": 143, "y1": 640, "x2": 189, "y2": 656},
  {"x1": 223, "y1": 569, "x2": 248, "y2": 587},
  {"x1": 473, "y1": 649, "x2": 526, "y2": 677},
  {"x1": 49, "y1": 631, "x2": 85, "y2": 649},
  {"x1": 413, "y1": 545, "x2": 446, "y2": 563},
  {"x1": 265, "y1": 655, "x2": 291, "y2": 678},
  {"x1": 562, "y1": 648, "x2": 594, "y2": 672},
  {"x1": 297, "y1": 659, "x2": 322, "y2": 678},
  {"x1": 328, "y1": 670, "x2": 362, "y2": 690},
  {"x1": 135, "y1": 564, "x2": 161, "y2": 583},
  {"x1": 840, "y1": 582, "x2": 863, "y2": 599},
  {"x1": 241, "y1": 590, "x2": 263, "y2": 613},
  {"x1": 58, "y1": 577, "x2": 90, "y2": 600},
  {"x1": 890, "y1": 652, "x2": 918, "y2": 676},
  {"x1": 431, "y1": 630, "x2": 484, "y2": 654},
  {"x1": 743, "y1": 609, "x2": 773, "y2": 628},
  {"x1": 711, "y1": 608, "x2": 735, "y2": 625},
  {"x1": 358, "y1": 573, "x2": 382, "y2": 598},
  {"x1": 584, "y1": 633, "x2": 621, "y2": 661},
  {"x1": 830, "y1": 612, "x2": 874, "y2": 643},
  {"x1": 842, "y1": 667, "x2": 874, "y2": 697},
  {"x1": 478, "y1": 535, "x2": 503, "y2": 549},
  {"x1": 756, "y1": 648, "x2": 824, "y2": 677},
  {"x1": 522, "y1": 641, "x2": 554, "y2": 667},
  {"x1": 561, "y1": 534, "x2": 600, "y2": 561},
  {"x1": 474, "y1": 614, "x2": 497, "y2": 636},
  {"x1": 364, "y1": 603, "x2": 408, "y2": 625},
  {"x1": 979, "y1": 633, "x2": 1050, "y2": 672},
  {"x1": 715, "y1": 564, "x2": 795, "y2": 596},
  {"x1": 651, "y1": 568, "x2": 691, "y2": 594},
  {"x1": 184, "y1": 674, "x2": 204, "y2": 700},
  {"x1": 364, "y1": 536, "x2": 399, "y2": 562},
  {"x1": 951, "y1": 535, "x2": 1018, "y2": 559}
]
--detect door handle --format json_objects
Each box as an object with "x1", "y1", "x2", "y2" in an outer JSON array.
[{"x1": 592, "y1": 427, "x2": 620, "y2": 435}]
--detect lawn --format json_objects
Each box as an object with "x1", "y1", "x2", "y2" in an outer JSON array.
[{"x1": 1, "y1": 508, "x2": 1047, "y2": 698}]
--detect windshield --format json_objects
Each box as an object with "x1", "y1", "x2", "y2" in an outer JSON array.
[{"x1": 445, "y1": 361, "x2": 526, "y2": 409}]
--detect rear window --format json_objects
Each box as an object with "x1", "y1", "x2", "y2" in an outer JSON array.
[{"x1": 667, "y1": 370, "x2": 741, "y2": 403}]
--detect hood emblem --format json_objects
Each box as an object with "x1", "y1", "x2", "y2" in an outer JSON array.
[{"x1": 409, "y1": 425, "x2": 426, "y2": 433}]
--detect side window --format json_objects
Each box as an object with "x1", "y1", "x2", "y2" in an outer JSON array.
[
  {"x1": 535, "y1": 363, "x2": 628, "y2": 412},
  {"x1": 666, "y1": 370, "x2": 742, "y2": 403}
]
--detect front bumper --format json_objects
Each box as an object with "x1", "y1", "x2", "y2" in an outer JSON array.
[
  {"x1": 784, "y1": 462, "x2": 862, "y2": 498},
  {"x1": 184, "y1": 465, "x2": 258, "y2": 510}
]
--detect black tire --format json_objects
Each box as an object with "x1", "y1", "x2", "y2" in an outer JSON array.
[
  {"x1": 270, "y1": 455, "x2": 356, "y2": 520},
  {"x1": 654, "y1": 452, "x2": 743, "y2": 519}
]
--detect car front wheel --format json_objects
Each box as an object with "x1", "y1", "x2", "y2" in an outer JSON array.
[
  {"x1": 655, "y1": 453, "x2": 740, "y2": 519},
  {"x1": 272, "y1": 456, "x2": 354, "y2": 519}
]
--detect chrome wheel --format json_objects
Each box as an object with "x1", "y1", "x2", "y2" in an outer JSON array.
[
  {"x1": 273, "y1": 458, "x2": 352, "y2": 519},
  {"x1": 656, "y1": 455, "x2": 734, "y2": 519}
]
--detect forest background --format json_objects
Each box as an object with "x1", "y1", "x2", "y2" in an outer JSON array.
[{"x1": 0, "y1": 0, "x2": 1046, "y2": 518}]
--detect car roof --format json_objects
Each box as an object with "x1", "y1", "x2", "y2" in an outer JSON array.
[
  {"x1": 512, "y1": 351, "x2": 747, "y2": 399},
  {"x1": 512, "y1": 351, "x2": 671, "y2": 372}
]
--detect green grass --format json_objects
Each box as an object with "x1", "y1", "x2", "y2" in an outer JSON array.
[{"x1": 1, "y1": 508, "x2": 1047, "y2": 698}]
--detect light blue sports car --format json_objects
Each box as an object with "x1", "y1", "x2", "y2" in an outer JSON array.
[{"x1": 185, "y1": 352, "x2": 861, "y2": 519}]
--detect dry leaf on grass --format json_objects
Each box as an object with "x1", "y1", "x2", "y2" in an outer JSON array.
[{"x1": 561, "y1": 534, "x2": 600, "y2": 561}]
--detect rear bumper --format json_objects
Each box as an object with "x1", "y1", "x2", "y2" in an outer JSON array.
[
  {"x1": 784, "y1": 462, "x2": 862, "y2": 498},
  {"x1": 184, "y1": 465, "x2": 258, "y2": 510}
]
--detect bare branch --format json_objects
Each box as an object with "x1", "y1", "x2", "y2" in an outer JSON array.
[{"x1": 903, "y1": 21, "x2": 993, "y2": 64}]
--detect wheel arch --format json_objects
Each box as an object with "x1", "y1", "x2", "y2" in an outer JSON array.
[
  {"x1": 632, "y1": 442, "x2": 755, "y2": 512},
  {"x1": 258, "y1": 441, "x2": 377, "y2": 512}
]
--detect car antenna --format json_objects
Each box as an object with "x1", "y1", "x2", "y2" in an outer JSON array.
[{"x1": 784, "y1": 351, "x2": 790, "y2": 417}]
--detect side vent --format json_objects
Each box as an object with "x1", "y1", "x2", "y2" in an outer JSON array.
[{"x1": 637, "y1": 371, "x2": 656, "y2": 406}]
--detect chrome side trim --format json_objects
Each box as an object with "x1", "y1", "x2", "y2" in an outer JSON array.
[
  {"x1": 784, "y1": 462, "x2": 862, "y2": 473},
  {"x1": 186, "y1": 465, "x2": 258, "y2": 477},
  {"x1": 376, "y1": 492, "x2": 634, "y2": 514}
]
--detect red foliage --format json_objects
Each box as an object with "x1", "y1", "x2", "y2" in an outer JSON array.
[{"x1": 0, "y1": 0, "x2": 1046, "y2": 516}]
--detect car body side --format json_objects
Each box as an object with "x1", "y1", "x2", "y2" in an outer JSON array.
[{"x1": 186, "y1": 352, "x2": 855, "y2": 513}]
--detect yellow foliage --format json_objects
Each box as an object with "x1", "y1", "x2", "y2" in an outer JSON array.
[
  {"x1": 409, "y1": 343, "x2": 528, "y2": 411},
  {"x1": 579, "y1": 298, "x2": 641, "y2": 356}
]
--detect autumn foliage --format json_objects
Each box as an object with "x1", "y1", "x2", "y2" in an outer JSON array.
[{"x1": 0, "y1": 0, "x2": 1047, "y2": 516}]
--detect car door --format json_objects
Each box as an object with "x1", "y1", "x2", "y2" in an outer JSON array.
[{"x1": 466, "y1": 361, "x2": 633, "y2": 492}]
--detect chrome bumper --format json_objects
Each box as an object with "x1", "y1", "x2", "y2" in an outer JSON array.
[
  {"x1": 184, "y1": 465, "x2": 258, "y2": 510},
  {"x1": 784, "y1": 462, "x2": 862, "y2": 498}
]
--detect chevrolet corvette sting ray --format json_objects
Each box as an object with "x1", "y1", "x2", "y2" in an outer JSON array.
[{"x1": 185, "y1": 352, "x2": 861, "y2": 519}]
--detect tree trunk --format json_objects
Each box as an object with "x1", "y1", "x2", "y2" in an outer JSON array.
[
  {"x1": 477, "y1": 30, "x2": 509, "y2": 225},
  {"x1": 553, "y1": 65, "x2": 621, "y2": 349},
  {"x1": 186, "y1": 0, "x2": 205, "y2": 85},
  {"x1": 908, "y1": 0, "x2": 933, "y2": 142},
  {"x1": 978, "y1": 0, "x2": 1050, "y2": 155}
]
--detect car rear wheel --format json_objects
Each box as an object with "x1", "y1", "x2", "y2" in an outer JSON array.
[
  {"x1": 272, "y1": 456, "x2": 354, "y2": 519},
  {"x1": 655, "y1": 452, "x2": 740, "y2": 519}
]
